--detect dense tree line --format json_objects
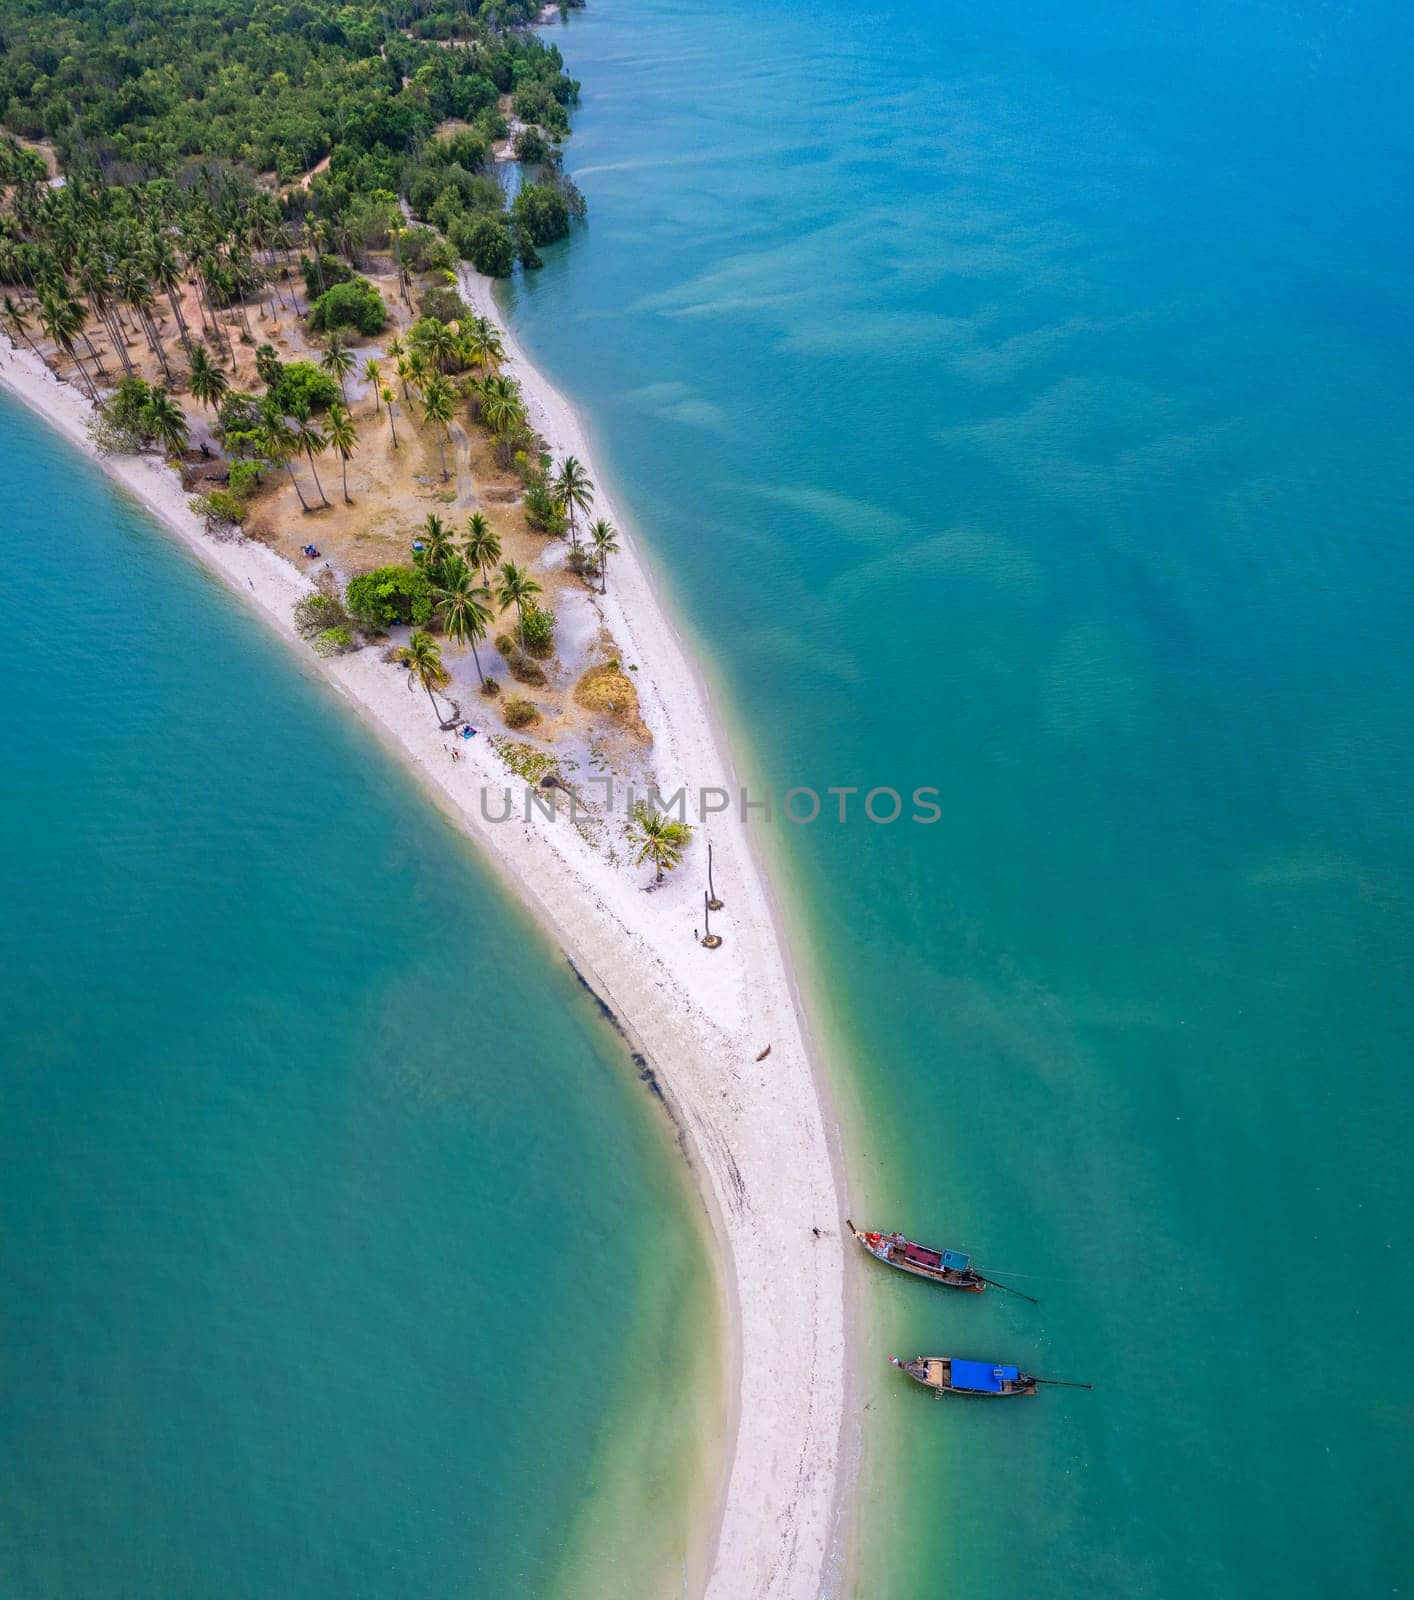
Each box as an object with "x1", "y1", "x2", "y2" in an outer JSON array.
[{"x1": 0, "y1": 0, "x2": 585, "y2": 273}]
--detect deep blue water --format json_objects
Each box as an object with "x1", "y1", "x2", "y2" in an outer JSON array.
[
  {"x1": 504, "y1": 0, "x2": 1414, "y2": 1593},
  {"x1": 0, "y1": 394, "x2": 716, "y2": 1598}
]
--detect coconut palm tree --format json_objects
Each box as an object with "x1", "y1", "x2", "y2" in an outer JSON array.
[
  {"x1": 320, "y1": 333, "x2": 354, "y2": 406},
  {"x1": 397, "y1": 629, "x2": 453, "y2": 724},
  {"x1": 463, "y1": 512, "x2": 501, "y2": 586},
  {"x1": 421, "y1": 373, "x2": 455, "y2": 481},
  {"x1": 433, "y1": 560, "x2": 494, "y2": 688},
  {"x1": 258, "y1": 403, "x2": 312, "y2": 513},
  {"x1": 3, "y1": 293, "x2": 44, "y2": 360},
  {"x1": 495, "y1": 560, "x2": 542, "y2": 653},
  {"x1": 554, "y1": 455, "x2": 594, "y2": 549},
  {"x1": 418, "y1": 513, "x2": 456, "y2": 575},
  {"x1": 466, "y1": 315, "x2": 503, "y2": 373},
  {"x1": 395, "y1": 355, "x2": 415, "y2": 401},
  {"x1": 187, "y1": 343, "x2": 229, "y2": 412},
  {"x1": 589, "y1": 516, "x2": 620, "y2": 593},
  {"x1": 144, "y1": 386, "x2": 190, "y2": 460},
  {"x1": 362, "y1": 357, "x2": 382, "y2": 415},
  {"x1": 628, "y1": 801, "x2": 691, "y2": 884},
  {"x1": 290, "y1": 402, "x2": 332, "y2": 508},
  {"x1": 381, "y1": 385, "x2": 399, "y2": 448},
  {"x1": 476, "y1": 373, "x2": 525, "y2": 437},
  {"x1": 38, "y1": 291, "x2": 97, "y2": 400},
  {"x1": 325, "y1": 400, "x2": 358, "y2": 504}
]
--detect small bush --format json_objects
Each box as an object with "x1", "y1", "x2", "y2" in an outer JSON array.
[
  {"x1": 189, "y1": 489, "x2": 247, "y2": 526},
  {"x1": 345, "y1": 564, "x2": 435, "y2": 630},
  {"x1": 399, "y1": 225, "x2": 459, "y2": 274},
  {"x1": 300, "y1": 253, "x2": 354, "y2": 302},
  {"x1": 227, "y1": 458, "x2": 264, "y2": 499},
  {"x1": 311, "y1": 626, "x2": 355, "y2": 657},
  {"x1": 566, "y1": 547, "x2": 596, "y2": 578},
  {"x1": 519, "y1": 603, "x2": 556, "y2": 659},
  {"x1": 309, "y1": 278, "x2": 387, "y2": 336},
  {"x1": 294, "y1": 593, "x2": 347, "y2": 638},
  {"x1": 270, "y1": 362, "x2": 339, "y2": 415},
  {"x1": 495, "y1": 634, "x2": 547, "y2": 685},
  {"x1": 504, "y1": 697, "x2": 540, "y2": 729},
  {"x1": 420, "y1": 285, "x2": 472, "y2": 325},
  {"x1": 522, "y1": 477, "x2": 565, "y2": 536}
]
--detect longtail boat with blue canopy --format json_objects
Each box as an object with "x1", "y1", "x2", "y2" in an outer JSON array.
[
  {"x1": 890, "y1": 1354, "x2": 1036, "y2": 1398},
  {"x1": 847, "y1": 1219, "x2": 986, "y2": 1291}
]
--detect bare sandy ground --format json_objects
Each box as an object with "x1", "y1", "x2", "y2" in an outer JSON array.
[{"x1": 1, "y1": 307, "x2": 852, "y2": 1599}]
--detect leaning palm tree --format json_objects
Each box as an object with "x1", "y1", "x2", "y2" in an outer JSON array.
[
  {"x1": 495, "y1": 560, "x2": 542, "y2": 653},
  {"x1": 362, "y1": 357, "x2": 382, "y2": 415},
  {"x1": 463, "y1": 512, "x2": 501, "y2": 586},
  {"x1": 554, "y1": 455, "x2": 594, "y2": 549},
  {"x1": 421, "y1": 374, "x2": 455, "y2": 481},
  {"x1": 380, "y1": 385, "x2": 400, "y2": 448},
  {"x1": 258, "y1": 403, "x2": 312, "y2": 513},
  {"x1": 476, "y1": 373, "x2": 525, "y2": 438},
  {"x1": 144, "y1": 386, "x2": 190, "y2": 460},
  {"x1": 187, "y1": 343, "x2": 229, "y2": 412},
  {"x1": 325, "y1": 401, "x2": 358, "y2": 504},
  {"x1": 290, "y1": 402, "x2": 332, "y2": 508},
  {"x1": 628, "y1": 802, "x2": 691, "y2": 884},
  {"x1": 466, "y1": 315, "x2": 503, "y2": 373},
  {"x1": 320, "y1": 333, "x2": 354, "y2": 406},
  {"x1": 433, "y1": 560, "x2": 494, "y2": 688},
  {"x1": 397, "y1": 629, "x2": 453, "y2": 724},
  {"x1": 3, "y1": 293, "x2": 44, "y2": 360},
  {"x1": 588, "y1": 517, "x2": 620, "y2": 594},
  {"x1": 38, "y1": 292, "x2": 97, "y2": 400}
]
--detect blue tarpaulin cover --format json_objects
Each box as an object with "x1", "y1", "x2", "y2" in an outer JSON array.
[
  {"x1": 941, "y1": 1249, "x2": 971, "y2": 1272},
  {"x1": 950, "y1": 1359, "x2": 1020, "y2": 1393}
]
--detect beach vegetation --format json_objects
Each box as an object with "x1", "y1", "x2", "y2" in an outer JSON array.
[
  {"x1": 309, "y1": 278, "x2": 387, "y2": 337},
  {"x1": 294, "y1": 593, "x2": 348, "y2": 639},
  {"x1": 396, "y1": 629, "x2": 454, "y2": 724},
  {"x1": 189, "y1": 489, "x2": 247, "y2": 528},
  {"x1": 432, "y1": 559, "x2": 494, "y2": 687},
  {"x1": 553, "y1": 455, "x2": 594, "y2": 547},
  {"x1": 345, "y1": 564, "x2": 435, "y2": 631},
  {"x1": 522, "y1": 474, "x2": 567, "y2": 535},
  {"x1": 463, "y1": 513, "x2": 502, "y2": 585},
  {"x1": 225, "y1": 458, "x2": 265, "y2": 499},
  {"x1": 268, "y1": 363, "x2": 340, "y2": 417},
  {"x1": 491, "y1": 738, "x2": 557, "y2": 783},
  {"x1": 503, "y1": 697, "x2": 541, "y2": 729},
  {"x1": 311, "y1": 626, "x2": 356, "y2": 657},
  {"x1": 456, "y1": 215, "x2": 517, "y2": 279},
  {"x1": 512, "y1": 184, "x2": 572, "y2": 249},
  {"x1": 420, "y1": 286, "x2": 473, "y2": 327},
  {"x1": 588, "y1": 517, "x2": 620, "y2": 592},
  {"x1": 301, "y1": 255, "x2": 354, "y2": 304},
  {"x1": 495, "y1": 560, "x2": 543, "y2": 653},
  {"x1": 494, "y1": 635, "x2": 548, "y2": 686},
  {"x1": 518, "y1": 601, "x2": 557, "y2": 659},
  {"x1": 627, "y1": 802, "x2": 692, "y2": 884}
]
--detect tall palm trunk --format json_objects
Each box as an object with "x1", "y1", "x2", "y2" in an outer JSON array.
[
  {"x1": 164, "y1": 287, "x2": 193, "y2": 354},
  {"x1": 283, "y1": 459, "x2": 312, "y2": 513},
  {"x1": 80, "y1": 327, "x2": 107, "y2": 374},
  {"x1": 387, "y1": 409, "x2": 399, "y2": 448},
  {"x1": 340, "y1": 455, "x2": 351, "y2": 504},
  {"x1": 303, "y1": 445, "x2": 331, "y2": 507}
]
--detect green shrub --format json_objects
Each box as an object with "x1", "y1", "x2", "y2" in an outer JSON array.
[
  {"x1": 453, "y1": 213, "x2": 516, "y2": 278},
  {"x1": 294, "y1": 593, "x2": 347, "y2": 637},
  {"x1": 270, "y1": 361, "x2": 340, "y2": 415},
  {"x1": 309, "y1": 278, "x2": 387, "y2": 336},
  {"x1": 189, "y1": 489, "x2": 247, "y2": 526},
  {"x1": 513, "y1": 126, "x2": 553, "y2": 165},
  {"x1": 519, "y1": 602, "x2": 556, "y2": 658},
  {"x1": 398, "y1": 225, "x2": 459, "y2": 275},
  {"x1": 311, "y1": 626, "x2": 355, "y2": 657},
  {"x1": 512, "y1": 182, "x2": 571, "y2": 247},
  {"x1": 495, "y1": 634, "x2": 547, "y2": 685},
  {"x1": 420, "y1": 285, "x2": 472, "y2": 325},
  {"x1": 345, "y1": 564, "x2": 434, "y2": 630},
  {"x1": 503, "y1": 697, "x2": 540, "y2": 729},
  {"x1": 522, "y1": 476, "x2": 565, "y2": 535},
  {"x1": 300, "y1": 253, "x2": 354, "y2": 302},
  {"x1": 226, "y1": 458, "x2": 264, "y2": 499}
]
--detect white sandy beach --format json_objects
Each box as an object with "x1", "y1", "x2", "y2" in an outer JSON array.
[{"x1": 1, "y1": 291, "x2": 851, "y2": 1599}]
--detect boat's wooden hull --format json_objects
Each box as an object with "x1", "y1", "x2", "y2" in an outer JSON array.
[
  {"x1": 891, "y1": 1355, "x2": 1037, "y2": 1398},
  {"x1": 847, "y1": 1221, "x2": 986, "y2": 1291}
]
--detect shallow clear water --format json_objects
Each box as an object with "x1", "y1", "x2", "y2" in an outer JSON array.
[
  {"x1": 0, "y1": 396, "x2": 719, "y2": 1597},
  {"x1": 505, "y1": 0, "x2": 1414, "y2": 1593}
]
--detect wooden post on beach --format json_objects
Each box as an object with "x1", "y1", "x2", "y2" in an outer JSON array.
[
  {"x1": 706, "y1": 841, "x2": 723, "y2": 910},
  {"x1": 701, "y1": 890, "x2": 722, "y2": 949}
]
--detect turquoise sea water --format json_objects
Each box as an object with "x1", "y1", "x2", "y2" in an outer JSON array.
[
  {"x1": 0, "y1": 396, "x2": 719, "y2": 1596},
  {"x1": 505, "y1": 0, "x2": 1413, "y2": 1594}
]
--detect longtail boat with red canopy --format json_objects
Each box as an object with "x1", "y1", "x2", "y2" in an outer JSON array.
[{"x1": 846, "y1": 1219, "x2": 986, "y2": 1291}]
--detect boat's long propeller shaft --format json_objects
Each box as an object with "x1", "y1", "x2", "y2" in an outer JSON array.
[
  {"x1": 977, "y1": 1274, "x2": 1039, "y2": 1305},
  {"x1": 1034, "y1": 1377, "x2": 1093, "y2": 1390}
]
